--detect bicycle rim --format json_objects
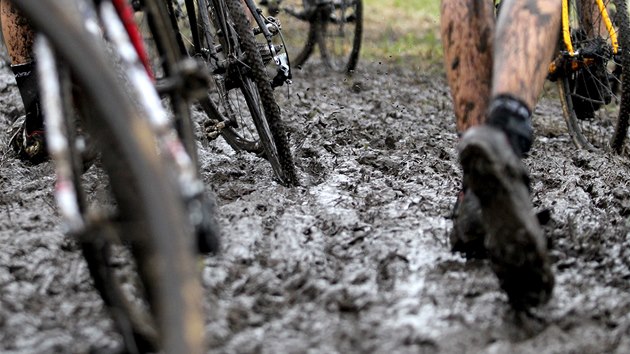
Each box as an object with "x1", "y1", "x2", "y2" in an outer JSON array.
[
  {"x1": 316, "y1": 0, "x2": 362, "y2": 73},
  {"x1": 167, "y1": 1, "x2": 276, "y2": 154},
  {"x1": 17, "y1": 1, "x2": 205, "y2": 353},
  {"x1": 558, "y1": 0, "x2": 630, "y2": 152},
  {"x1": 181, "y1": 0, "x2": 298, "y2": 184}
]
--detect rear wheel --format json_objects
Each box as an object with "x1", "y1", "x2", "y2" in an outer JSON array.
[
  {"x1": 611, "y1": 0, "x2": 630, "y2": 152},
  {"x1": 556, "y1": 0, "x2": 630, "y2": 153},
  {"x1": 271, "y1": 0, "x2": 362, "y2": 72},
  {"x1": 274, "y1": 0, "x2": 317, "y2": 68}
]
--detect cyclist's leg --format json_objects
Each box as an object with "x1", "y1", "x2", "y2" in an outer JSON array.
[
  {"x1": 1, "y1": 0, "x2": 46, "y2": 161},
  {"x1": 1, "y1": 0, "x2": 35, "y2": 63},
  {"x1": 489, "y1": 0, "x2": 561, "y2": 156},
  {"x1": 439, "y1": 0, "x2": 494, "y2": 133},
  {"x1": 440, "y1": 0, "x2": 494, "y2": 258},
  {"x1": 459, "y1": 0, "x2": 560, "y2": 309}
]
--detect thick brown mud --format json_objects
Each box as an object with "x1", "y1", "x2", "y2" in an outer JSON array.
[{"x1": 2, "y1": 59, "x2": 630, "y2": 353}]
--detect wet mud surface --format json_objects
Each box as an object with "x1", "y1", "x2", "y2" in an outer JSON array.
[{"x1": 2, "y1": 60, "x2": 630, "y2": 353}]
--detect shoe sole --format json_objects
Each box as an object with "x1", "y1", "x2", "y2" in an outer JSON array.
[
  {"x1": 459, "y1": 127, "x2": 554, "y2": 309},
  {"x1": 450, "y1": 191, "x2": 487, "y2": 259}
]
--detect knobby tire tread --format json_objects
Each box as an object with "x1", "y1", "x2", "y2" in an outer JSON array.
[
  {"x1": 611, "y1": 0, "x2": 630, "y2": 152},
  {"x1": 224, "y1": 0, "x2": 299, "y2": 185}
]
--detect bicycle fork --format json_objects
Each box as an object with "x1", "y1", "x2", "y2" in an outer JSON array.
[
  {"x1": 561, "y1": 0, "x2": 618, "y2": 56},
  {"x1": 243, "y1": 0, "x2": 292, "y2": 86},
  {"x1": 548, "y1": 0, "x2": 619, "y2": 79},
  {"x1": 43, "y1": 0, "x2": 219, "y2": 252},
  {"x1": 101, "y1": 1, "x2": 219, "y2": 252}
]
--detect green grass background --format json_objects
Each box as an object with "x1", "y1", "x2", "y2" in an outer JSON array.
[{"x1": 362, "y1": 0, "x2": 442, "y2": 68}]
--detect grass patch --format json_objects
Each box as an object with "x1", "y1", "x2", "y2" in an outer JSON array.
[{"x1": 362, "y1": 0, "x2": 442, "y2": 68}]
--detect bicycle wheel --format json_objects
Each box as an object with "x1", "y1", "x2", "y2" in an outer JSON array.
[
  {"x1": 15, "y1": 1, "x2": 205, "y2": 353},
  {"x1": 315, "y1": 0, "x2": 362, "y2": 73},
  {"x1": 611, "y1": 0, "x2": 630, "y2": 152},
  {"x1": 223, "y1": 0, "x2": 298, "y2": 185},
  {"x1": 555, "y1": 0, "x2": 630, "y2": 153},
  {"x1": 169, "y1": 0, "x2": 298, "y2": 185}
]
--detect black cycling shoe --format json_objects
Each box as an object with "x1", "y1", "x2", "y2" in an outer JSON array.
[
  {"x1": 8, "y1": 116, "x2": 48, "y2": 164},
  {"x1": 450, "y1": 189, "x2": 487, "y2": 259},
  {"x1": 459, "y1": 125, "x2": 554, "y2": 310}
]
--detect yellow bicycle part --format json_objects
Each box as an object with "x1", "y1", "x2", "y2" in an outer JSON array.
[{"x1": 561, "y1": 0, "x2": 619, "y2": 56}]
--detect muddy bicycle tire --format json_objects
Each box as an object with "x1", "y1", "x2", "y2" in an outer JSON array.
[
  {"x1": 13, "y1": 1, "x2": 205, "y2": 353},
  {"x1": 224, "y1": 0, "x2": 298, "y2": 185},
  {"x1": 557, "y1": 0, "x2": 630, "y2": 153},
  {"x1": 157, "y1": 0, "x2": 298, "y2": 185},
  {"x1": 611, "y1": 0, "x2": 630, "y2": 153},
  {"x1": 290, "y1": 1, "x2": 318, "y2": 69},
  {"x1": 172, "y1": 0, "x2": 298, "y2": 185}
]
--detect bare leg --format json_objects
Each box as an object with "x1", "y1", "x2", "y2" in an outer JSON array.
[
  {"x1": 1, "y1": 0, "x2": 46, "y2": 162},
  {"x1": 440, "y1": 0, "x2": 495, "y2": 133},
  {"x1": 492, "y1": 0, "x2": 561, "y2": 110},
  {"x1": 441, "y1": 0, "x2": 495, "y2": 259},
  {"x1": 1, "y1": 0, "x2": 35, "y2": 65},
  {"x1": 453, "y1": 0, "x2": 560, "y2": 309},
  {"x1": 482, "y1": 0, "x2": 561, "y2": 156}
]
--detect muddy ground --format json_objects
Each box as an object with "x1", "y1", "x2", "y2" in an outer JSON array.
[{"x1": 2, "y1": 56, "x2": 630, "y2": 354}]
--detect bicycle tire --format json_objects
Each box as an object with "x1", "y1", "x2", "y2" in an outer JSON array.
[
  {"x1": 14, "y1": 1, "x2": 204, "y2": 353},
  {"x1": 159, "y1": 0, "x2": 268, "y2": 156},
  {"x1": 315, "y1": 0, "x2": 363, "y2": 73},
  {"x1": 556, "y1": 0, "x2": 630, "y2": 153},
  {"x1": 224, "y1": 0, "x2": 298, "y2": 185},
  {"x1": 157, "y1": 0, "x2": 297, "y2": 185},
  {"x1": 611, "y1": 0, "x2": 630, "y2": 152}
]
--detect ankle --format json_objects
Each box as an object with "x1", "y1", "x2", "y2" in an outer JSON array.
[
  {"x1": 486, "y1": 95, "x2": 533, "y2": 158},
  {"x1": 11, "y1": 62, "x2": 43, "y2": 133}
]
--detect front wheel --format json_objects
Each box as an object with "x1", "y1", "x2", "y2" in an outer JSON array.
[
  {"x1": 223, "y1": 0, "x2": 299, "y2": 185},
  {"x1": 16, "y1": 1, "x2": 206, "y2": 353},
  {"x1": 316, "y1": 0, "x2": 363, "y2": 73},
  {"x1": 611, "y1": 0, "x2": 630, "y2": 153}
]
